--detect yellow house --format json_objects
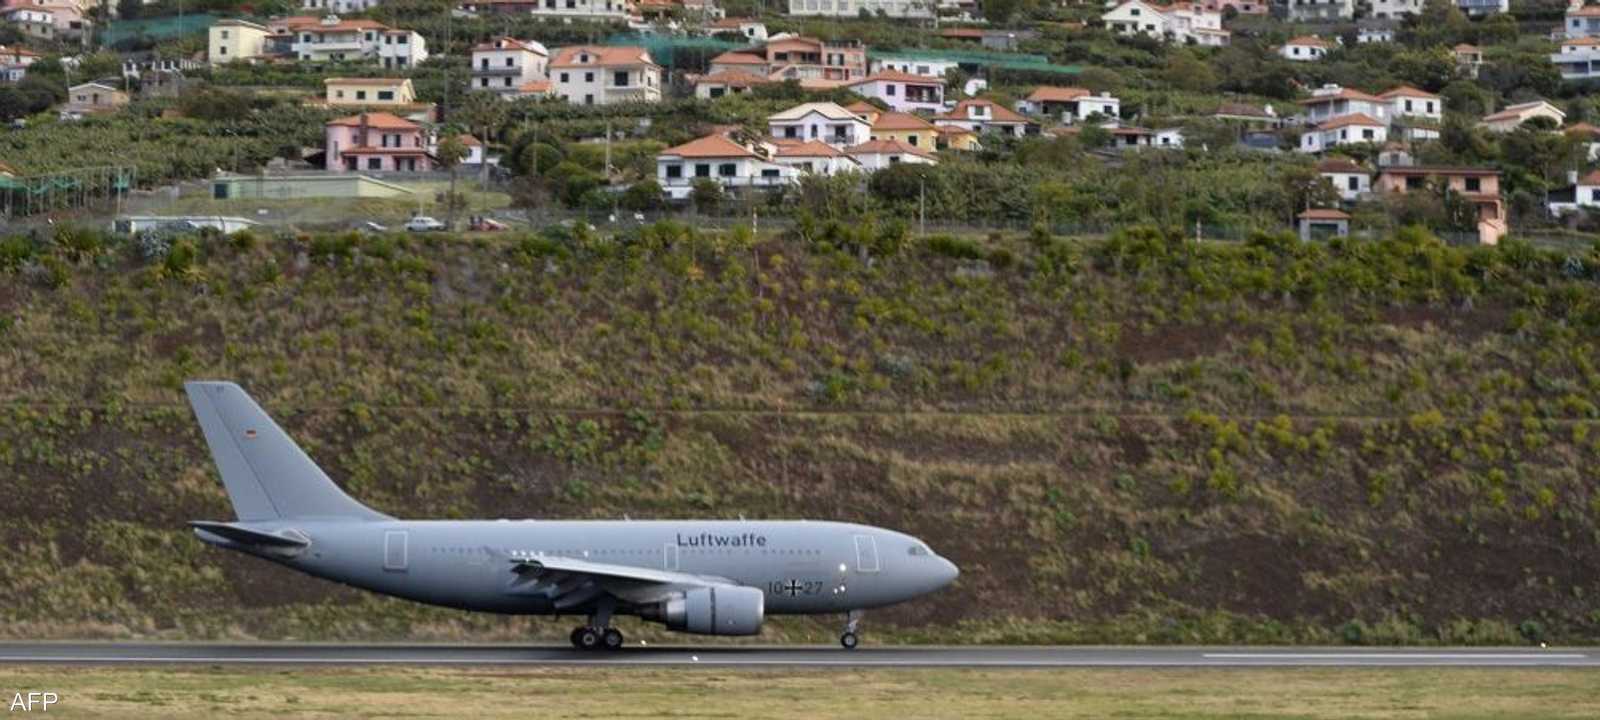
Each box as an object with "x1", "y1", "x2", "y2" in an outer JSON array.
[
  {"x1": 207, "y1": 19, "x2": 269, "y2": 65},
  {"x1": 868, "y1": 111, "x2": 939, "y2": 150},
  {"x1": 936, "y1": 124, "x2": 981, "y2": 151},
  {"x1": 324, "y1": 78, "x2": 417, "y2": 107}
]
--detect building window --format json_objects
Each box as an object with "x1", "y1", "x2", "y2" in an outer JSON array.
[
  {"x1": 481, "y1": 78, "x2": 489, "y2": 87},
  {"x1": 221, "y1": 30, "x2": 230, "y2": 38},
  {"x1": 665, "y1": 164, "x2": 682, "y2": 178},
  {"x1": 368, "y1": 158, "x2": 382, "y2": 170},
  {"x1": 761, "y1": 168, "x2": 780, "y2": 178},
  {"x1": 614, "y1": 71, "x2": 628, "y2": 86},
  {"x1": 505, "y1": 57, "x2": 514, "y2": 66},
  {"x1": 585, "y1": 72, "x2": 594, "y2": 82},
  {"x1": 559, "y1": 72, "x2": 569, "y2": 82},
  {"x1": 718, "y1": 163, "x2": 736, "y2": 177},
  {"x1": 694, "y1": 163, "x2": 711, "y2": 177},
  {"x1": 1465, "y1": 177, "x2": 1481, "y2": 192},
  {"x1": 1347, "y1": 176, "x2": 1358, "y2": 191},
  {"x1": 356, "y1": 91, "x2": 367, "y2": 100},
  {"x1": 378, "y1": 91, "x2": 394, "y2": 100},
  {"x1": 1405, "y1": 176, "x2": 1423, "y2": 190}
]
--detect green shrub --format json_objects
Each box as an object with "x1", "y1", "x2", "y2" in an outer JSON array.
[{"x1": 925, "y1": 234, "x2": 983, "y2": 260}]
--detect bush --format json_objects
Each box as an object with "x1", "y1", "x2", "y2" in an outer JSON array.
[{"x1": 925, "y1": 234, "x2": 984, "y2": 260}]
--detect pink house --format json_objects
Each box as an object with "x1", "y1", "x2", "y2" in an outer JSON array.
[{"x1": 324, "y1": 112, "x2": 434, "y2": 173}]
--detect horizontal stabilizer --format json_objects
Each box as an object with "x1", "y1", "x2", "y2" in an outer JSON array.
[{"x1": 190, "y1": 521, "x2": 310, "y2": 548}]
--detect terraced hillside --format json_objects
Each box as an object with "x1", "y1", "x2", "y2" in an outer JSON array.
[{"x1": 2, "y1": 224, "x2": 1599, "y2": 644}]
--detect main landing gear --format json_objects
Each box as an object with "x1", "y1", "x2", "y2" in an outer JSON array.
[
  {"x1": 569, "y1": 599, "x2": 624, "y2": 651},
  {"x1": 840, "y1": 609, "x2": 863, "y2": 650}
]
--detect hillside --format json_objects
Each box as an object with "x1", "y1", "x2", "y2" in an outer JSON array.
[{"x1": 2, "y1": 223, "x2": 1599, "y2": 644}]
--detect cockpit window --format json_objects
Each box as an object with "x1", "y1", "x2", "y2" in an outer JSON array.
[{"x1": 908, "y1": 544, "x2": 929, "y2": 556}]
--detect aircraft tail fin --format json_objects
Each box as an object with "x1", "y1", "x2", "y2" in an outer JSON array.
[{"x1": 184, "y1": 381, "x2": 390, "y2": 522}]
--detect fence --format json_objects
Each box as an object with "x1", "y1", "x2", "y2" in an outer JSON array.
[{"x1": 100, "y1": 14, "x2": 217, "y2": 48}]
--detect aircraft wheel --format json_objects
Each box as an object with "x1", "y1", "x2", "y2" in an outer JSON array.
[
  {"x1": 574, "y1": 626, "x2": 602, "y2": 650},
  {"x1": 840, "y1": 631, "x2": 859, "y2": 650},
  {"x1": 602, "y1": 628, "x2": 625, "y2": 650}
]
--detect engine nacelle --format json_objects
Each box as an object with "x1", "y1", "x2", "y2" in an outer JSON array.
[{"x1": 649, "y1": 587, "x2": 764, "y2": 636}]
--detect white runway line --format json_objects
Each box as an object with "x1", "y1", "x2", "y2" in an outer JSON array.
[{"x1": 1203, "y1": 653, "x2": 1586, "y2": 660}]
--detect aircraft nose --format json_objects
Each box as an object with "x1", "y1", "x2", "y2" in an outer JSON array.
[{"x1": 934, "y1": 556, "x2": 959, "y2": 588}]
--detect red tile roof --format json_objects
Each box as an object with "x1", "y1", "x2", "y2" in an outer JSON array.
[
  {"x1": 1298, "y1": 208, "x2": 1350, "y2": 220},
  {"x1": 852, "y1": 70, "x2": 942, "y2": 86},
  {"x1": 710, "y1": 51, "x2": 766, "y2": 65},
  {"x1": 696, "y1": 70, "x2": 771, "y2": 88},
  {"x1": 1298, "y1": 87, "x2": 1384, "y2": 105},
  {"x1": 1316, "y1": 113, "x2": 1386, "y2": 130},
  {"x1": 326, "y1": 112, "x2": 420, "y2": 130},
  {"x1": 846, "y1": 138, "x2": 935, "y2": 159},
  {"x1": 773, "y1": 139, "x2": 844, "y2": 158},
  {"x1": 872, "y1": 111, "x2": 935, "y2": 131},
  {"x1": 660, "y1": 133, "x2": 761, "y2": 159},
  {"x1": 1027, "y1": 86, "x2": 1092, "y2": 103},
  {"x1": 1379, "y1": 85, "x2": 1439, "y2": 99},
  {"x1": 937, "y1": 98, "x2": 1029, "y2": 124},
  {"x1": 550, "y1": 45, "x2": 656, "y2": 68}
]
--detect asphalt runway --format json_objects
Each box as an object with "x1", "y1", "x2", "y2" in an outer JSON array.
[{"x1": 0, "y1": 643, "x2": 1592, "y2": 668}]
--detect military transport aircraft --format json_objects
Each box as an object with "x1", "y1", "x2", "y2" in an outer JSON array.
[{"x1": 183, "y1": 381, "x2": 959, "y2": 650}]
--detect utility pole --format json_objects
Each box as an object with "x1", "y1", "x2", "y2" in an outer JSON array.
[{"x1": 918, "y1": 174, "x2": 926, "y2": 237}]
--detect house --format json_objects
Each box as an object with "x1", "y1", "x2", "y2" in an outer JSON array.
[
  {"x1": 694, "y1": 71, "x2": 771, "y2": 98},
  {"x1": 1283, "y1": 0, "x2": 1352, "y2": 20},
  {"x1": 1102, "y1": 0, "x2": 1229, "y2": 46},
  {"x1": 508, "y1": 80, "x2": 550, "y2": 99},
  {"x1": 1300, "y1": 114, "x2": 1387, "y2": 153},
  {"x1": 1318, "y1": 157, "x2": 1371, "y2": 202},
  {"x1": 286, "y1": 16, "x2": 428, "y2": 68},
  {"x1": 1017, "y1": 87, "x2": 1120, "y2": 124},
  {"x1": 452, "y1": 135, "x2": 486, "y2": 165},
  {"x1": 937, "y1": 27, "x2": 1038, "y2": 51},
  {"x1": 1376, "y1": 142, "x2": 1413, "y2": 168},
  {"x1": 1548, "y1": 169, "x2": 1600, "y2": 214},
  {"x1": 1200, "y1": 0, "x2": 1267, "y2": 14},
  {"x1": 2, "y1": 3, "x2": 86, "y2": 40},
  {"x1": 768, "y1": 102, "x2": 872, "y2": 148},
  {"x1": 1298, "y1": 85, "x2": 1389, "y2": 124},
  {"x1": 847, "y1": 71, "x2": 944, "y2": 114},
  {"x1": 1480, "y1": 100, "x2": 1566, "y2": 132},
  {"x1": 324, "y1": 78, "x2": 416, "y2": 106},
  {"x1": 549, "y1": 45, "x2": 660, "y2": 105},
  {"x1": 933, "y1": 98, "x2": 1034, "y2": 137},
  {"x1": 655, "y1": 133, "x2": 796, "y2": 201},
  {"x1": 704, "y1": 17, "x2": 767, "y2": 41},
  {"x1": 1374, "y1": 166, "x2": 1506, "y2": 244},
  {"x1": 325, "y1": 112, "x2": 434, "y2": 173},
  {"x1": 59, "y1": 82, "x2": 127, "y2": 119},
  {"x1": 302, "y1": 0, "x2": 384, "y2": 12},
  {"x1": 869, "y1": 55, "x2": 961, "y2": 79},
  {"x1": 936, "y1": 124, "x2": 980, "y2": 151},
  {"x1": 1357, "y1": 24, "x2": 1396, "y2": 43},
  {"x1": 1213, "y1": 102, "x2": 1279, "y2": 128},
  {"x1": 1565, "y1": 122, "x2": 1600, "y2": 160},
  {"x1": 1566, "y1": 3, "x2": 1600, "y2": 39},
  {"x1": 770, "y1": 140, "x2": 860, "y2": 176},
  {"x1": 1551, "y1": 36, "x2": 1600, "y2": 81},
  {"x1": 470, "y1": 37, "x2": 548, "y2": 96},
  {"x1": 1368, "y1": 0, "x2": 1421, "y2": 18},
  {"x1": 845, "y1": 138, "x2": 936, "y2": 170},
  {"x1": 761, "y1": 35, "x2": 868, "y2": 83},
  {"x1": 1297, "y1": 209, "x2": 1351, "y2": 241},
  {"x1": 0, "y1": 44, "x2": 39, "y2": 82},
  {"x1": 866, "y1": 110, "x2": 939, "y2": 149},
  {"x1": 1279, "y1": 36, "x2": 1334, "y2": 62},
  {"x1": 1381, "y1": 86, "x2": 1441, "y2": 120},
  {"x1": 1454, "y1": 43, "x2": 1483, "y2": 78},
  {"x1": 456, "y1": 0, "x2": 636, "y2": 22},
  {"x1": 1456, "y1": 0, "x2": 1506, "y2": 16},
  {"x1": 788, "y1": 0, "x2": 938, "y2": 18},
  {"x1": 208, "y1": 19, "x2": 272, "y2": 65},
  {"x1": 1154, "y1": 127, "x2": 1184, "y2": 148}
]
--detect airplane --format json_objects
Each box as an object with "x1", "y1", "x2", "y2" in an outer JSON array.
[{"x1": 182, "y1": 381, "x2": 960, "y2": 650}]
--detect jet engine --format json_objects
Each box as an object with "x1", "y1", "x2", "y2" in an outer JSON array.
[{"x1": 642, "y1": 587, "x2": 764, "y2": 636}]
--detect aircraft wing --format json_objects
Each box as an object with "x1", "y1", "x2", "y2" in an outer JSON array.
[{"x1": 487, "y1": 547, "x2": 738, "y2": 608}]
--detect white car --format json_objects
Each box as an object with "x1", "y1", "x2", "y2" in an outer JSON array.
[{"x1": 405, "y1": 216, "x2": 446, "y2": 232}]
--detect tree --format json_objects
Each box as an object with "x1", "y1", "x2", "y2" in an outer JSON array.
[
  {"x1": 1162, "y1": 51, "x2": 1218, "y2": 93},
  {"x1": 452, "y1": 91, "x2": 508, "y2": 186},
  {"x1": 435, "y1": 135, "x2": 469, "y2": 229},
  {"x1": 621, "y1": 179, "x2": 664, "y2": 211},
  {"x1": 690, "y1": 179, "x2": 724, "y2": 214},
  {"x1": 117, "y1": 0, "x2": 142, "y2": 19}
]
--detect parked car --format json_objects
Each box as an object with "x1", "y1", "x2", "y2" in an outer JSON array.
[
  {"x1": 468, "y1": 216, "x2": 507, "y2": 232},
  {"x1": 405, "y1": 216, "x2": 446, "y2": 232}
]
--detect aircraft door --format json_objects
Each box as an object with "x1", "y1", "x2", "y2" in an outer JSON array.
[
  {"x1": 663, "y1": 543, "x2": 679, "y2": 571},
  {"x1": 853, "y1": 534, "x2": 880, "y2": 573},
  {"x1": 384, "y1": 530, "x2": 409, "y2": 572}
]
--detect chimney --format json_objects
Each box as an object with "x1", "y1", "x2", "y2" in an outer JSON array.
[
  {"x1": 1569, "y1": 170, "x2": 1580, "y2": 185},
  {"x1": 359, "y1": 112, "x2": 369, "y2": 146}
]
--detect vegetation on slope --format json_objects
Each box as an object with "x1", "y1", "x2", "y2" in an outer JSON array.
[{"x1": 1, "y1": 222, "x2": 1598, "y2": 643}]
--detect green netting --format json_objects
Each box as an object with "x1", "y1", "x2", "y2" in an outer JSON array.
[
  {"x1": 868, "y1": 48, "x2": 1081, "y2": 76},
  {"x1": 101, "y1": 13, "x2": 218, "y2": 47},
  {"x1": 602, "y1": 33, "x2": 746, "y2": 66}
]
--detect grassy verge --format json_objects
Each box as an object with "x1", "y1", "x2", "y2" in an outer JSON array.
[{"x1": 0, "y1": 666, "x2": 1595, "y2": 719}]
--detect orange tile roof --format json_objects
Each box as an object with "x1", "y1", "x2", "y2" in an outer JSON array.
[
  {"x1": 871, "y1": 111, "x2": 935, "y2": 131},
  {"x1": 1026, "y1": 86, "x2": 1091, "y2": 103},
  {"x1": 1316, "y1": 157, "x2": 1366, "y2": 173},
  {"x1": 1453, "y1": 43, "x2": 1481, "y2": 52},
  {"x1": 1563, "y1": 36, "x2": 1600, "y2": 46},
  {"x1": 845, "y1": 100, "x2": 880, "y2": 114},
  {"x1": 1316, "y1": 113, "x2": 1386, "y2": 130},
  {"x1": 846, "y1": 138, "x2": 934, "y2": 159},
  {"x1": 455, "y1": 134, "x2": 482, "y2": 146},
  {"x1": 852, "y1": 70, "x2": 942, "y2": 86},
  {"x1": 473, "y1": 37, "x2": 545, "y2": 53},
  {"x1": 773, "y1": 139, "x2": 844, "y2": 157},
  {"x1": 1298, "y1": 87, "x2": 1384, "y2": 104},
  {"x1": 517, "y1": 79, "x2": 550, "y2": 93},
  {"x1": 1579, "y1": 169, "x2": 1600, "y2": 185},
  {"x1": 711, "y1": 51, "x2": 766, "y2": 65},
  {"x1": 285, "y1": 18, "x2": 390, "y2": 32},
  {"x1": 1571, "y1": 4, "x2": 1600, "y2": 15},
  {"x1": 938, "y1": 98, "x2": 1030, "y2": 124},
  {"x1": 1379, "y1": 85, "x2": 1439, "y2": 99},
  {"x1": 1298, "y1": 208, "x2": 1350, "y2": 220},
  {"x1": 550, "y1": 45, "x2": 655, "y2": 68},
  {"x1": 660, "y1": 133, "x2": 760, "y2": 159},
  {"x1": 696, "y1": 70, "x2": 771, "y2": 87},
  {"x1": 1564, "y1": 122, "x2": 1600, "y2": 138},
  {"x1": 326, "y1": 112, "x2": 420, "y2": 130},
  {"x1": 324, "y1": 77, "x2": 409, "y2": 86},
  {"x1": 1285, "y1": 35, "x2": 1334, "y2": 48}
]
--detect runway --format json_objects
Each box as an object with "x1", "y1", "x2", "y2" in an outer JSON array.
[{"x1": 0, "y1": 643, "x2": 1592, "y2": 668}]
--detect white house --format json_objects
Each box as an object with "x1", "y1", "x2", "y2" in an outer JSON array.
[
  {"x1": 846, "y1": 71, "x2": 944, "y2": 114},
  {"x1": 656, "y1": 133, "x2": 797, "y2": 201},
  {"x1": 787, "y1": 0, "x2": 939, "y2": 19},
  {"x1": 1480, "y1": 100, "x2": 1566, "y2": 132},
  {"x1": 302, "y1": 0, "x2": 383, "y2": 13},
  {"x1": 287, "y1": 16, "x2": 427, "y2": 68},
  {"x1": 1381, "y1": 86, "x2": 1441, "y2": 120},
  {"x1": 1565, "y1": 122, "x2": 1600, "y2": 161},
  {"x1": 1318, "y1": 157, "x2": 1371, "y2": 202},
  {"x1": 768, "y1": 102, "x2": 872, "y2": 148},
  {"x1": 1566, "y1": 4, "x2": 1600, "y2": 39},
  {"x1": 1154, "y1": 127, "x2": 1184, "y2": 148},
  {"x1": 1551, "y1": 36, "x2": 1600, "y2": 81},
  {"x1": 1357, "y1": 25, "x2": 1396, "y2": 43},
  {"x1": 470, "y1": 37, "x2": 547, "y2": 96},
  {"x1": 1016, "y1": 86, "x2": 1120, "y2": 124},
  {"x1": 1456, "y1": 0, "x2": 1507, "y2": 16},
  {"x1": 1300, "y1": 113, "x2": 1387, "y2": 153},
  {"x1": 705, "y1": 17, "x2": 768, "y2": 42},
  {"x1": 1283, "y1": 0, "x2": 1352, "y2": 20},
  {"x1": 1102, "y1": 0, "x2": 1230, "y2": 46},
  {"x1": 0, "y1": 44, "x2": 39, "y2": 82},
  {"x1": 456, "y1": 0, "x2": 635, "y2": 22},
  {"x1": 845, "y1": 139, "x2": 936, "y2": 171},
  {"x1": 1367, "y1": 0, "x2": 1421, "y2": 18},
  {"x1": 1279, "y1": 36, "x2": 1334, "y2": 61},
  {"x1": 1298, "y1": 85, "x2": 1389, "y2": 124},
  {"x1": 869, "y1": 55, "x2": 961, "y2": 79},
  {"x1": 933, "y1": 98, "x2": 1033, "y2": 137},
  {"x1": 771, "y1": 139, "x2": 862, "y2": 175},
  {"x1": 549, "y1": 45, "x2": 660, "y2": 105}
]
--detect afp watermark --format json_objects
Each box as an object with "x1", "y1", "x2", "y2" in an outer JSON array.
[{"x1": 7, "y1": 693, "x2": 58, "y2": 712}]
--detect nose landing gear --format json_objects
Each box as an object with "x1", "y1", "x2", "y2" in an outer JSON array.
[{"x1": 839, "y1": 609, "x2": 863, "y2": 650}]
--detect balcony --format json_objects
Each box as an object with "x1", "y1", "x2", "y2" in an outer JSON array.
[
  {"x1": 298, "y1": 39, "x2": 365, "y2": 52},
  {"x1": 473, "y1": 66, "x2": 525, "y2": 77},
  {"x1": 1456, "y1": 0, "x2": 1501, "y2": 9}
]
